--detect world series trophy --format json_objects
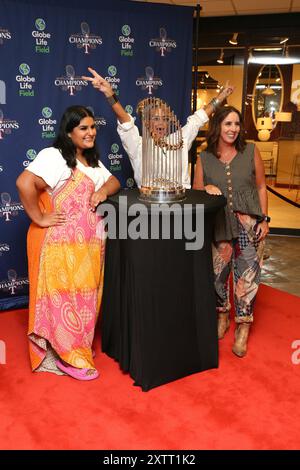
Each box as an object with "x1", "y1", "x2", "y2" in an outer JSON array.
[{"x1": 137, "y1": 97, "x2": 185, "y2": 203}]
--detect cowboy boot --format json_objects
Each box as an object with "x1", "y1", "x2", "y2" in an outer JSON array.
[
  {"x1": 232, "y1": 323, "x2": 251, "y2": 357},
  {"x1": 218, "y1": 313, "x2": 230, "y2": 339}
]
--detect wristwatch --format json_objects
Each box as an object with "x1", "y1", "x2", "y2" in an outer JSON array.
[
  {"x1": 257, "y1": 214, "x2": 271, "y2": 223},
  {"x1": 106, "y1": 93, "x2": 119, "y2": 106}
]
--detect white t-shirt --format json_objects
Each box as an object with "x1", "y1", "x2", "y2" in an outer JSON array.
[
  {"x1": 25, "y1": 147, "x2": 112, "y2": 192},
  {"x1": 117, "y1": 108, "x2": 209, "y2": 189}
]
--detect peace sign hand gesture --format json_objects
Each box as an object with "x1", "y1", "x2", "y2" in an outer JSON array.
[{"x1": 82, "y1": 67, "x2": 113, "y2": 98}]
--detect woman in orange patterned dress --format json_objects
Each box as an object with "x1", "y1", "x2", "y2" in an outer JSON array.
[{"x1": 16, "y1": 106, "x2": 120, "y2": 380}]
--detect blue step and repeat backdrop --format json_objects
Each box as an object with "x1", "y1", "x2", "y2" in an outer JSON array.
[{"x1": 0, "y1": 0, "x2": 193, "y2": 310}]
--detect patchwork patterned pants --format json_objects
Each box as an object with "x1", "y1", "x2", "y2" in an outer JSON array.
[{"x1": 212, "y1": 213, "x2": 265, "y2": 323}]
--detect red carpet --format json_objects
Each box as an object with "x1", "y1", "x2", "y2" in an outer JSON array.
[{"x1": 0, "y1": 284, "x2": 300, "y2": 450}]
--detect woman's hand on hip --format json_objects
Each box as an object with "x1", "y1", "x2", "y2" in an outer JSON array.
[
  {"x1": 38, "y1": 212, "x2": 67, "y2": 228},
  {"x1": 205, "y1": 184, "x2": 222, "y2": 196},
  {"x1": 256, "y1": 221, "x2": 269, "y2": 241}
]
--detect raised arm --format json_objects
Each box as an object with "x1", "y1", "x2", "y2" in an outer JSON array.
[
  {"x1": 16, "y1": 171, "x2": 66, "y2": 227},
  {"x1": 203, "y1": 81, "x2": 234, "y2": 118},
  {"x1": 82, "y1": 67, "x2": 131, "y2": 124},
  {"x1": 183, "y1": 81, "x2": 234, "y2": 150}
]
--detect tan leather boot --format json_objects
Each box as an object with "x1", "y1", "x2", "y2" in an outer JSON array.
[
  {"x1": 218, "y1": 313, "x2": 230, "y2": 339},
  {"x1": 232, "y1": 323, "x2": 251, "y2": 357}
]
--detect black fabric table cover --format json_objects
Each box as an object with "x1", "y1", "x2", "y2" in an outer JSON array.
[{"x1": 101, "y1": 189, "x2": 226, "y2": 391}]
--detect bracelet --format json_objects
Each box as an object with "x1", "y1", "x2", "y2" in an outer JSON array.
[
  {"x1": 106, "y1": 93, "x2": 119, "y2": 106},
  {"x1": 210, "y1": 97, "x2": 220, "y2": 111}
]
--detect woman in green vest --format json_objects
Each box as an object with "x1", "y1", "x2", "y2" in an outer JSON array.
[{"x1": 193, "y1": 106, "x2": 269, "y2": 357}]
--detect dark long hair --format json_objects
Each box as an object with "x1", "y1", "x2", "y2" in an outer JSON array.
[
  {"x1": 53, "y1": 105, "x2": 100, "y2": 168},
  {"x1": 206, "y1": 105, "x2": 246, "y2": 157}
]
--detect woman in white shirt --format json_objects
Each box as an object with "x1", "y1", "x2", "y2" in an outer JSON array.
[
  {"x1": 16, "y1": 105, "x2": 120, "y2": 381},
  {"x1": 83, "y1": 67, "x2": 234, "y2": 189}
]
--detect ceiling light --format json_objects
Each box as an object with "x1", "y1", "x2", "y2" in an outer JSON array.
[
  {"x1": 217, "y1": 49, "x2": 224, "y2": 64},
  {"x1": 280, "y1": 37, "x2": 289, "y2": 44},
  {"x1": 229, "y1": 33, "x2": 238, "y2": 45},
  {"x1": 262, "y1": 87, "x2": 276, "y2": 96},
  {"x1": 261, "y1": 65, "x2": 276, "y2": 96},
  {"x1": 249, "y1": 56, "x2": 300, "y2": 65},
  {"x1": 253, "y1": 47, "x2": 282, "y2": 52}
]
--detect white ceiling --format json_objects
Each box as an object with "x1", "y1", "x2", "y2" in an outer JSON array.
[{"x1": 131, "y1": 0, "x2": 300, "y2": 16}]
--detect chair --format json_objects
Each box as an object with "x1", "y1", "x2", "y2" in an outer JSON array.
[{"x1": 252, "y1": 141, "x2": 278, "y2": 184}]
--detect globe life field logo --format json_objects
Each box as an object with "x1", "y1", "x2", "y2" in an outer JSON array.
[
  {"x1": 125, "y1": 105, "x2": 133, "y2": 115},
  {"x1": 126, "y1": 177, "x2": 135, "y2": 188},
  {"x1": 105, "y1": 66, "x2": 121, "y2": 96},
  {"x1": 38, "y1": 107, "x2": 57, "y2": 139},
  {"x1": 32, "y1": 18, "x2": 51, "y2": 53},
  {"x1": 149, "y1": 27, "x2": 177, "y2": 57},
  {"x1": 108, "y1": 143, "x2": 123, "y2": 172},
  {"x1": 16, "y1": 63, "x2": 35, "y2": 97},
  {"x1": 23, "y1": 148, "x2": 37, "y2": 167},
  {"x1": 119, "y1": 24, "x2": 134, "y2": 57}
]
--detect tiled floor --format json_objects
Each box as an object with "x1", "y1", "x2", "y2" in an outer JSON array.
[{"x1": 261, "y1": 235, "x2": 300, "y2": 297}]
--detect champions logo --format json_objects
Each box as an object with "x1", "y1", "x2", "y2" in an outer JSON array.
[
  {"x1": 69, "y1": 22, "x2": 102, "y2": 54},
  {"x1": 55, "y1": 65, "x2": 88, "y2": 96},
  {"x1": 108, "y1": 143, "x2": 123, "y2": 172},
  {"x1": 38, "y1": 107, "x2": 56, "y2": 139},
  {"x1": 0, "y1": 243, "x2": 10, "y2": 255},
  {"x1": 0, "y1": 109, "x2": 20, "y2": 140},
  {"x1": 16, "y1": 63, "x2": 36, "y2": 97},
  {"x1": 0, "y1": 192, "x2": 24, "y2": 222},
  {"x1": 119, "y1": 24, "x2": 134, "y2": 57},
  {"x1": 0, "y1": 269, "x2": 29, "y2": 296},
  {"x1": 149, "y1": 27, "x2": 177, "y2": 57},
  {"x1": 0, "y1": 27, "x2": 12, "y2": 45},
  {"x1": 32, "y1": 18, "x2": 51, "y2": 53},
  {"x1": 136, "y1": 67, "x2": 163, "y2": 95},
  {"x1": 105, "y1": 66, "x2": 121, "y2": 96},
  {"x1": 86, "y1": 106, "x2": 106, "y2": 128},
  {"x1": 23, "y1": 148, "x2": 37, "y2": 168}
]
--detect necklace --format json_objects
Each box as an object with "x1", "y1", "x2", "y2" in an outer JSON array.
[{"x1": 217, "y1": 149, "x2": 235, "y2": 164}]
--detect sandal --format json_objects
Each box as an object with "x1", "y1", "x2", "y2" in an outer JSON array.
[{"x1": 55, "y1": 359, "x2": 99, "y2": 381}]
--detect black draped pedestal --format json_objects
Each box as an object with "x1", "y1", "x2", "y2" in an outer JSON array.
[{"x1": 101, "y1": 189, "x2": 226, "y2": 391}]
